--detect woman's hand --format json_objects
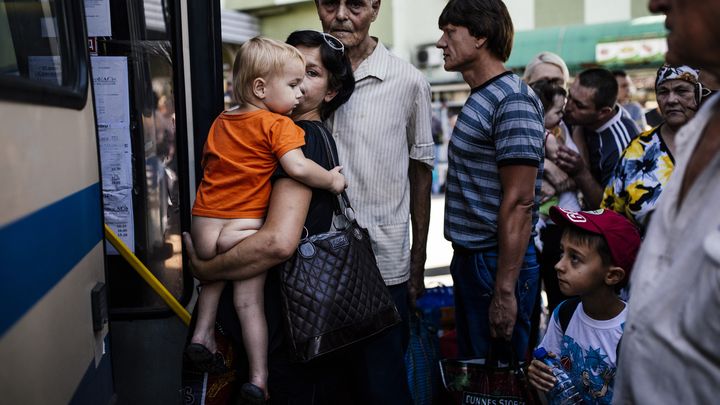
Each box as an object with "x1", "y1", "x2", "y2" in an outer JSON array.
[
  {"x1": 183, "y1": 178, "x2": 312, "y2": 282},
  {"x1": 183, "y1": 232, "x2": 212, "y2": 281},
  {"x1": 528, "y1": 358, "x2": 557, "y2": 393}
]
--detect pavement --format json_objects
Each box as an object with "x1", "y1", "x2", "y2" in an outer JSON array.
[{"x1": 424, "y1": 194, "x2": 454, "y2": 288}]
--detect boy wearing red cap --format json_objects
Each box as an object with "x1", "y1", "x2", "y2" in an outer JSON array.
[{"x1": 528, "y1": 207, "x2": 641, "y2": 405}]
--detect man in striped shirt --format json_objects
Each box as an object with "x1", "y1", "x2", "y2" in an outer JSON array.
[
  {"x1": 437, "y1": 0, "x2": 544, "y2": 360},
  {"x1": 558, "y1": 68, "x2": 640, "y2": 209},
  {"x1": 315, "y1": 1, "x2": 434, "y2": 403}
]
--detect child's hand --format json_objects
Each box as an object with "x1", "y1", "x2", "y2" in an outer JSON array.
[
  {"x1": 540, "y1": 180, "x2": 557, "y2": 203},
  {"x1": 329, "y1": 166, "x2": 347, "y2": 194},
  {"x1": 545, "y1": 134, "x2": 559, "y2": 160},
  {"x1": 528, "y1": 358, "x2": 557, "y2": 393}
]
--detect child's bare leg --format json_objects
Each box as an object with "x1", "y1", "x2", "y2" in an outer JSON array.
[
  {"x1": 204, "y1": 228, "x2": 258, "y2": 352},
  {"x1": 189, "y1": 218, "x2": 224, "y2": 353},
  {"x1": 233, "y1": 273, "x2": 268, "y2": 394},
  {"x1": 191, "y1": 281, "x2": 225, "y2": 352},
  {"x1": 190, "y1": 218, "x2": 259, "y2": 355}
]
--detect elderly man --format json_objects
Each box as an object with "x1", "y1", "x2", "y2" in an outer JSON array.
[
  {"x1": 613, "y1": 0, "x2": 720, "y2": 402},
  {"x1": 436, "y1": 0, "x2": 544, "y2": 359},
  {"x1": 557, "y1": 68, "x2": 640, "y2": 209},
  {"x1": 315, "y1": 0, "x2": 434, "y2": 403}
]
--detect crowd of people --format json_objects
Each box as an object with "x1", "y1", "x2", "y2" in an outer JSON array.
[{"x1": 179, "y1": 0, "x2": 720, "y2": 404}]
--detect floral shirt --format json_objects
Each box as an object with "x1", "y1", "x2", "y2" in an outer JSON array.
[{"x1": 601, "y1": 126, "x2": 674, "y2": 232}]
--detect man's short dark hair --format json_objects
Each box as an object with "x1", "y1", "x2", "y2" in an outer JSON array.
[
  {"x1": 578, "y1": 68, "x2": 618, "y2": 109},
  {"x1": 438, "y1": 0, "x2": 514, "y2": 62},
  {"x1": 612, "y1": 69, "x2": 628, "y2": 78}
]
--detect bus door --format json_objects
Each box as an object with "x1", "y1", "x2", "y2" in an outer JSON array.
[{"x1": 87, "y1": 0, "x2": 223, "y2": 403}]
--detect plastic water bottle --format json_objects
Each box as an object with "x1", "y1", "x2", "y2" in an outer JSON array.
[{"x1": 533, "y1": 347, "x2": 583, "y2": 405}]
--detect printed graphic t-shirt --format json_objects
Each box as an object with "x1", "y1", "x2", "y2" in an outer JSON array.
[{"x1": 538, "y1": 300, "x2": 626, "y2": 405}]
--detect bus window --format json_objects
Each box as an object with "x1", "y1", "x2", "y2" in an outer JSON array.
[
  {"x1": 0, "y1": 0, "x2": 87, "y2": 108},
  {"x1": 94, "y1": 0, "x2": 192, "y2": 315}
]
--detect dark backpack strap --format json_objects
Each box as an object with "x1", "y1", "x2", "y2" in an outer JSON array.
[{"x1": 558, "y1": 297, "x2": 581, "y2": 333}]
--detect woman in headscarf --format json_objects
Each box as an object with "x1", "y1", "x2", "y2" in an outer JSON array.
[{"x1": 602, "y1": 65, "x2": 706, "y2": 233}]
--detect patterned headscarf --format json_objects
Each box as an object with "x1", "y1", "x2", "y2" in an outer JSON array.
[{"x1": 655, "y1": 64, "x2": 700, "y2": 89}]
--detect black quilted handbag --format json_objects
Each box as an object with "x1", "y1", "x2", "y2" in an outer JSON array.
[{"x1": 279, "y1": 123, "x2": 401, "y2": 362}]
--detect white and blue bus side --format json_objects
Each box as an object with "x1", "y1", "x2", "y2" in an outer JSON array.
[
  {"x1": 0, "y1": 0, "x2": 112, "y2": 402},
  {"x1": 0, "y1": 1, "x2": 228, "y2": 403}
]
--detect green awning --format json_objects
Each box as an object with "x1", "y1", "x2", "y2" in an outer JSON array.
[{"x1": 507, "y1": 16, "x2": 668, "y2": 72}]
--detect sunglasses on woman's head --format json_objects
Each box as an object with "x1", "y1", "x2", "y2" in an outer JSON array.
[{"x1": 321, "y1": 33, "x2": 344, "y2": 55}]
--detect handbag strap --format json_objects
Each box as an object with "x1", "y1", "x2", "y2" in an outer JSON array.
[{"x1": 310, "y1": 121, "x2": 353, "y2": 213}]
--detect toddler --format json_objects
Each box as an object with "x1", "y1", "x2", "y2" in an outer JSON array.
[{"x1": 531, "y1": 79, "x2": 581, "y2": 212}]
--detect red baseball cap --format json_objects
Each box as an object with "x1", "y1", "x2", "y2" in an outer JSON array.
[{"x1": 550, "y1": 207, "x2": 641, "y2": 277}]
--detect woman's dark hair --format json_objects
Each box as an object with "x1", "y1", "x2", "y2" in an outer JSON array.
[
  {"x1": 531, "y1": 79, "x2": 567, "y2": 113},
  {"x1": 438, "y1": 0, "x2": 514, "y2": 62},
  {"x1": 286, "y1": 30, "x2": 355, "y2": 120},
  {"x1": 577, "y1": 68, "x2": 618, "y2": 110}
]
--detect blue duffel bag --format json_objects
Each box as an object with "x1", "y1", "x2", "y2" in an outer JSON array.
[{"x1": 406, "y1": 310, "x2": 441, "y2": 405}]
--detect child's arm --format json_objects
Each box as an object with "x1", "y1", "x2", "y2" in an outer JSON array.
[
  {"x1": 531, "y1": 306, "x2": 566, "y2": 394},
  {"x1": 545, "y1": 133, "x2": 559, "y2": 161},
  {"x1": 545, "y1": 134, "x2": 578, "y2": 192},
  {"x1": 540, "y1": 178, "x2": 557, "y2": 204},
  {"x1": 544, "y1": 159, "x2": 576, "y2": 192},
  {"x1": 279, "y1": 148, "x2": 346, "y2": 194},
  {"x1": 528, "y1": 357, "x2": 557, "y2": 393}
]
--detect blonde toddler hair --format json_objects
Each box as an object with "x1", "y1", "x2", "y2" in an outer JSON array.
[{"x1": 232, "y1": 36, "x2": 306, "y2": 105}]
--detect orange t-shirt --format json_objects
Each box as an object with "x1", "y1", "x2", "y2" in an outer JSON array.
[{"x1": 192, "y1": 110, "x2": 305, "y2": 219}]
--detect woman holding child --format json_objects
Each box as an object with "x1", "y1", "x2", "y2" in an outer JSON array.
[
  {"x1": 187, "y1": 36, "x2": 347, "y2": 401},
  {"x1": 182, "y1": 31, "x2": 358, "y2": 404}
]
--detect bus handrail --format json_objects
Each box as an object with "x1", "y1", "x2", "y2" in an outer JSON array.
[{"x1": 104, "y1": 224, "x2": 191, "y2": 326}]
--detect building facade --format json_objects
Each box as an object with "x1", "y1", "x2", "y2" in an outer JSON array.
[{"x1": 225, "y1": 0, "x2": 665, "y2": 108}]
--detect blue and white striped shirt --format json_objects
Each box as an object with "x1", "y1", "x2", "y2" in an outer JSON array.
[{"x1": 444, "y1": 72, "x2": 544, "y2": 250}]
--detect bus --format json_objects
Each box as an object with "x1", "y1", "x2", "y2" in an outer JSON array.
[{"x1": 0, "y1": 0, "x2": 231, "y2": 403}]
